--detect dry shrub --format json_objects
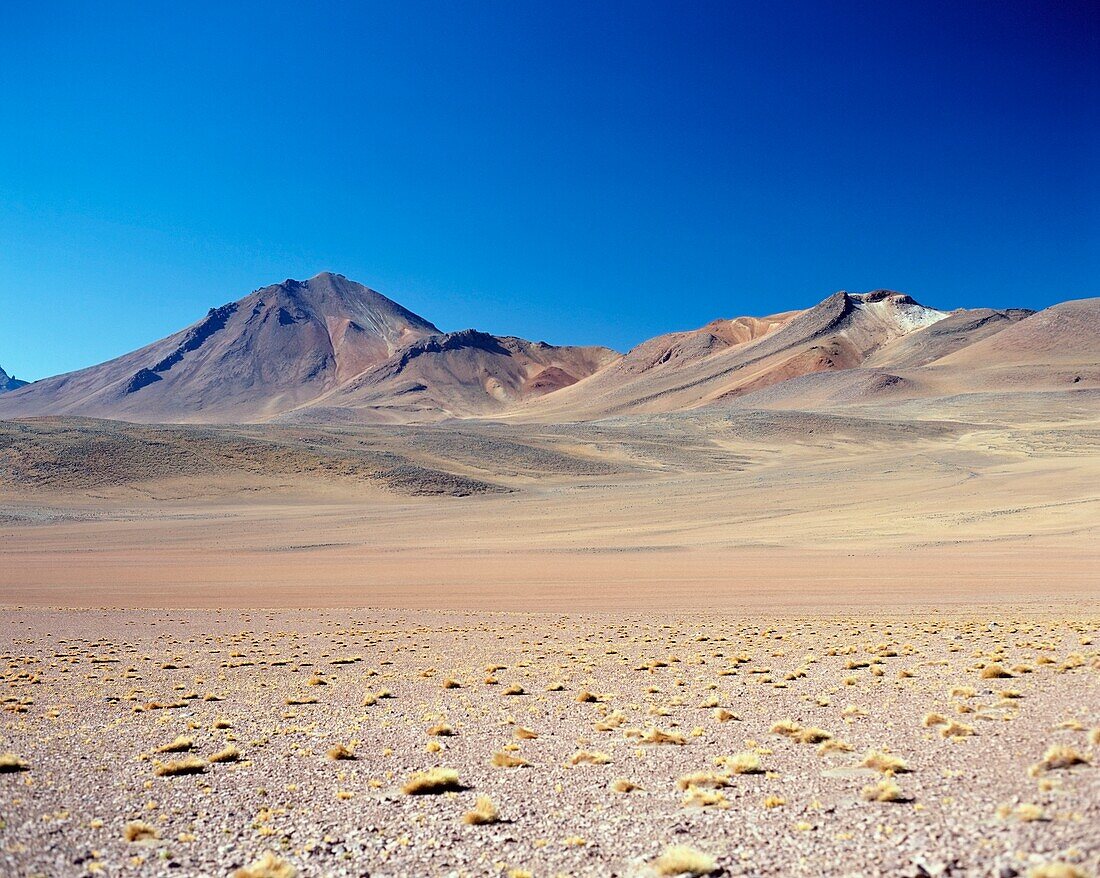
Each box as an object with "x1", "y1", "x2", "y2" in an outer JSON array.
[
  {"x1": 940, "y1": 720, "x2": 975, "y2": 738},
  {"x1": 762, "y1": 794, "x2": 786, "y2": 808},
  {"x1": 770, "y1": 719, "x2": 801, "y2": 738},
  {"x1": 611, "y1": 777, "x2": 641, "y2": 792},
  {"x1": 427, "y1": 723, "x2": 455, "y2": 737},
  {"x1": 576, "y1": 689, "x2": 600, "y2": 703},
  {"x1": 817, "y1": 739, "x2": 853, "y2": 755},
  {"x1": 402, "y1": 767, "x2": 463, "y2": 795},
  {"x1": 442, "y1": 678, "x2": 461, "y2": 689},
  {"x1": 682, "y1": 787, "x2": 729, "y2": 808},
  {"x1": 713, "y1": 708, "x2": 738, "y2": 722},
  {"x1": 794, "y1": 727, "x2": 832, "y2": 744},
  {"x1": 0, "y1": 753, "x2": 28, "y2": 773},
  {"x1": 641, "y1": 728, "x2": 686, "y2": 745},
  {"x1": 1029, "y1": 745, "x2": 1089, "y2": 776},
  {"x1": 123, "y1": 820, "x2": 160, "y2": 843},
  {"x1": 716, "y1": 751, "x2": 761, "y2": 775},
  {"x1": 1088, "y1": 727, "x2": 1100, "y2": 746},
  {"x1": 491, "y1": 751, "x2": 529, "y2": 768},
  {"x1": 651, "y1": 844, "x2": 718, "y2": 876},
  {"x1": 567, "y1": 750, "x2": 611, "y2": 766},
  {"x1": 1027, "y1": 864, "x2": 1087, "y2": 878},
  {"x1": 230, "y1": 851, "x2": 297, "y2": 878},
  {"x1": 980, "y1": 664, "x2": 1012, "y2": 679},
  {"x1": 860, "y1": 749, "x2": 909, "y2": 774},
  {"x1": 922, "y1": 712, "x2": 948, "y2": 728},
  {"x1": 155, "y1": 756, "x2": 206, "y2": 777},
  {"x1": 502, "y1": 684, "x2": 525, "y2": 696},
  {"x1": 595, "y1": 711, "x2": 627, "y2": 731},
  {"x1": 462, "y1": 795, "x2": 501, "y2": 825},
  {"x1": 677, "y1": 771, "x2": 728, "y2": 790},
  {"x1": 327, "y1": 744, "x2": 356, "y2": 761},
  {"x1": 515, "y1": 726, "x2": 538, "y2": 740},
  {"x1": 155, "y1": 735, "x2": 193, "y2": 754},
  {"x1": 861, "y1": 779, "x2": 905, "y2": 802},
  {"x1": 209, "y1": 745, "x2": 241, "y2": 764}
]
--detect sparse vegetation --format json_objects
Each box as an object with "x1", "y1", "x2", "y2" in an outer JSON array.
[
  {"x1": 402, "y1": 767, "x2": 463, "y2": 794},
  {"x1": 651, "y1": 844, "x2": 718, "y2": 876},
  {"x1": 462, "y1": 794, "x2": 501, "y2": 825}
]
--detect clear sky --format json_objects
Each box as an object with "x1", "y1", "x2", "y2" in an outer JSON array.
[{"x1": 1, "y1": 1, "x2": 1097, "y2": 380}]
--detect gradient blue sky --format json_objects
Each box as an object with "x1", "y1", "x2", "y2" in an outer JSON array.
[{"x1": 1, "y1": 1, "x2": 1097, "y2": 380}]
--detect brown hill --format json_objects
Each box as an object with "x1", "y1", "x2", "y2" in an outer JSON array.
[{"x1": 0, "y1": 273, "x2": 440, "y2": 422}]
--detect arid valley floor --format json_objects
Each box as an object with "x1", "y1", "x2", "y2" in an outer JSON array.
[
  {"x1": 1, "y1": 398, "x2": 1099, "y2": 877},
  {"x1": 1, "y1": 609, "x2": 1097, "y2": 878}
]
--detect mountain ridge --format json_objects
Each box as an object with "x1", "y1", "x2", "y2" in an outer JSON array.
[{"x1": 0, "y1": 275, "x2": 1095, "y2": 424}]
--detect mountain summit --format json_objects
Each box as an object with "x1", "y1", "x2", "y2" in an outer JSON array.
[
  {"x1": 0, "y1": 364, "x2": 28, "y2": 393},
  {"x1": 0, "y1": 273, "x2": 615, "y2": 423}
]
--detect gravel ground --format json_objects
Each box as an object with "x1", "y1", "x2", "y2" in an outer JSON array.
[{"x1": 0, "y1": 608, "x2": 1097, "y2": 878}]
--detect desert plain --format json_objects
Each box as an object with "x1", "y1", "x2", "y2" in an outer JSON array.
[{"x1": 1, "y1": 397, "x2": 1098, "y2": 878}]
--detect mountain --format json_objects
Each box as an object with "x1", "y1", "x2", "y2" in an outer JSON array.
[
  {"x1": 0, "y1": 364, "x2": 28, "y2": 393},
  {"x1": 0, "y1": 277, "x2": 1093, "y2": 425},
  {"x1": 281, "y1": 329, "x2": 619, "y2": 424},
  {"x1": 0, "y1": 272, "x2": 615, "y2": 423},
  {"x1": 514, "y1": 290, "x2": 1037, "y2": 420}
]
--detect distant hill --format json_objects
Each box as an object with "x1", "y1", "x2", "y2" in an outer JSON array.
[
  {"x1": 0, "y1": 364, "x2": 28, "y2": 393},
  {"x1": 0, "y1": 274, "x2": 1095, "y2": 424}
]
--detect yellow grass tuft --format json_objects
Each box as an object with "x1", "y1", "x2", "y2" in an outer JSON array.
[
  {"x1": 1029, "y1": 744, "x2": 1089, "y2": 776},
  {"x1": 515, "y1": 726, "x2": 539, "y2": 739},
  {"x1": 770, "y1": 719, "x2": 801, "y2": 738},
  {"x1": 651, "y1": 844, "x2": 718, "y2": 877},
  {"x1": 861, "y1": 779, "x2": 906, "y2": 802},
  {"x1": 567, "y1": 750, "x2": 611, "y2": 766},
  {"x1": 502, "y1": 684, "x2": 525, "y2": 696},
  {"x1": 442, "y1": 678, "x2": 461, "y2": 689},
  {"x1": 230, "y1": 851, "x2": 297, "y2": 878},
  {"x1": 1027, "y1": 864, "x2": 1087, "y2": 878},
  {"x1": 922, "y1": 712, "x2": 948, "y2": 728},
  {"x1": 0, "y1": 753, "x2": 28, "y2": 773},
  {"x1": 154, "y1": 756, "x2": 206, "y2": 777},
  {"x1": 860, "y1": 749, "x2": 909, "y2": 774},
  {"x1": 817, "y1": 739, "x2": 853, "y2": 755},
  {"x1": 492, "y1": 751, "x2": 530, "y2": 768},
  {"x1": 427, "y1": 723, "x2": 455, "y2": 737},
  {"x1": 209, "y1": 745, "x2": 241, "y2": 764},
  {"x1": 713, "y1": 708, "x2": 738, "y2": 722},
  {"x1": 611, "y1": 777, "x2": 641, "y2": 792},
  {"x1": 794, "y1": 727, "x2": 832, "y2": 744},
  {"x1": 155, "y1": 735, "x2": 193, "y2": 754},
  {"x1": 123, "y1": 820, "x2": 160, "y2": 843},
  {"x1": 980, "y1": 664, "x2": 1013, "y2": 679},
  {"x1": 683, "y1": 787, "x2": 729, "y2": 809},
  {"x1": 641, "y1": 727, "x2": 686, "y2": 745},
  {"x1": 402, "y1": 767, "x2": 463, "y2": 795},
  {"x1": 716, "y1": 751, "x2": 762, "y2": 774},
  {"x1": 940, "y1": 720, "x2": 976, "y2": 738},
  {"x1": 762, "y1": 794, "x2": 786, "y2": 808},
  {"x1": 327, "y1": 744, "x2": 356, "y2": 761},
  {"x1": 462, "y1": 794, "x2": 501, "y2": 825},
  {"x1": 677, "y1": 771, "x2": 728, "y2": 790},
  {"x1": 1088, "y1": 727, "x2": 1100, "y2": 746}
]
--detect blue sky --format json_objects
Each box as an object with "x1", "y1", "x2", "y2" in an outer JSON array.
[{"x1": 1, "y1": 1, "x2": 1097, "y2": 380}]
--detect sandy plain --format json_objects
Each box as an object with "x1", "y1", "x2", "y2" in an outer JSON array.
[{"x1": 0, "y1": 393, "x2": 1098, "y2": 876}]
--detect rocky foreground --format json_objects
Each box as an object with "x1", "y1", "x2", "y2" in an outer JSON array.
[{"x1": 0, "y1": 608, "x2": 1097, "y2": 877}]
